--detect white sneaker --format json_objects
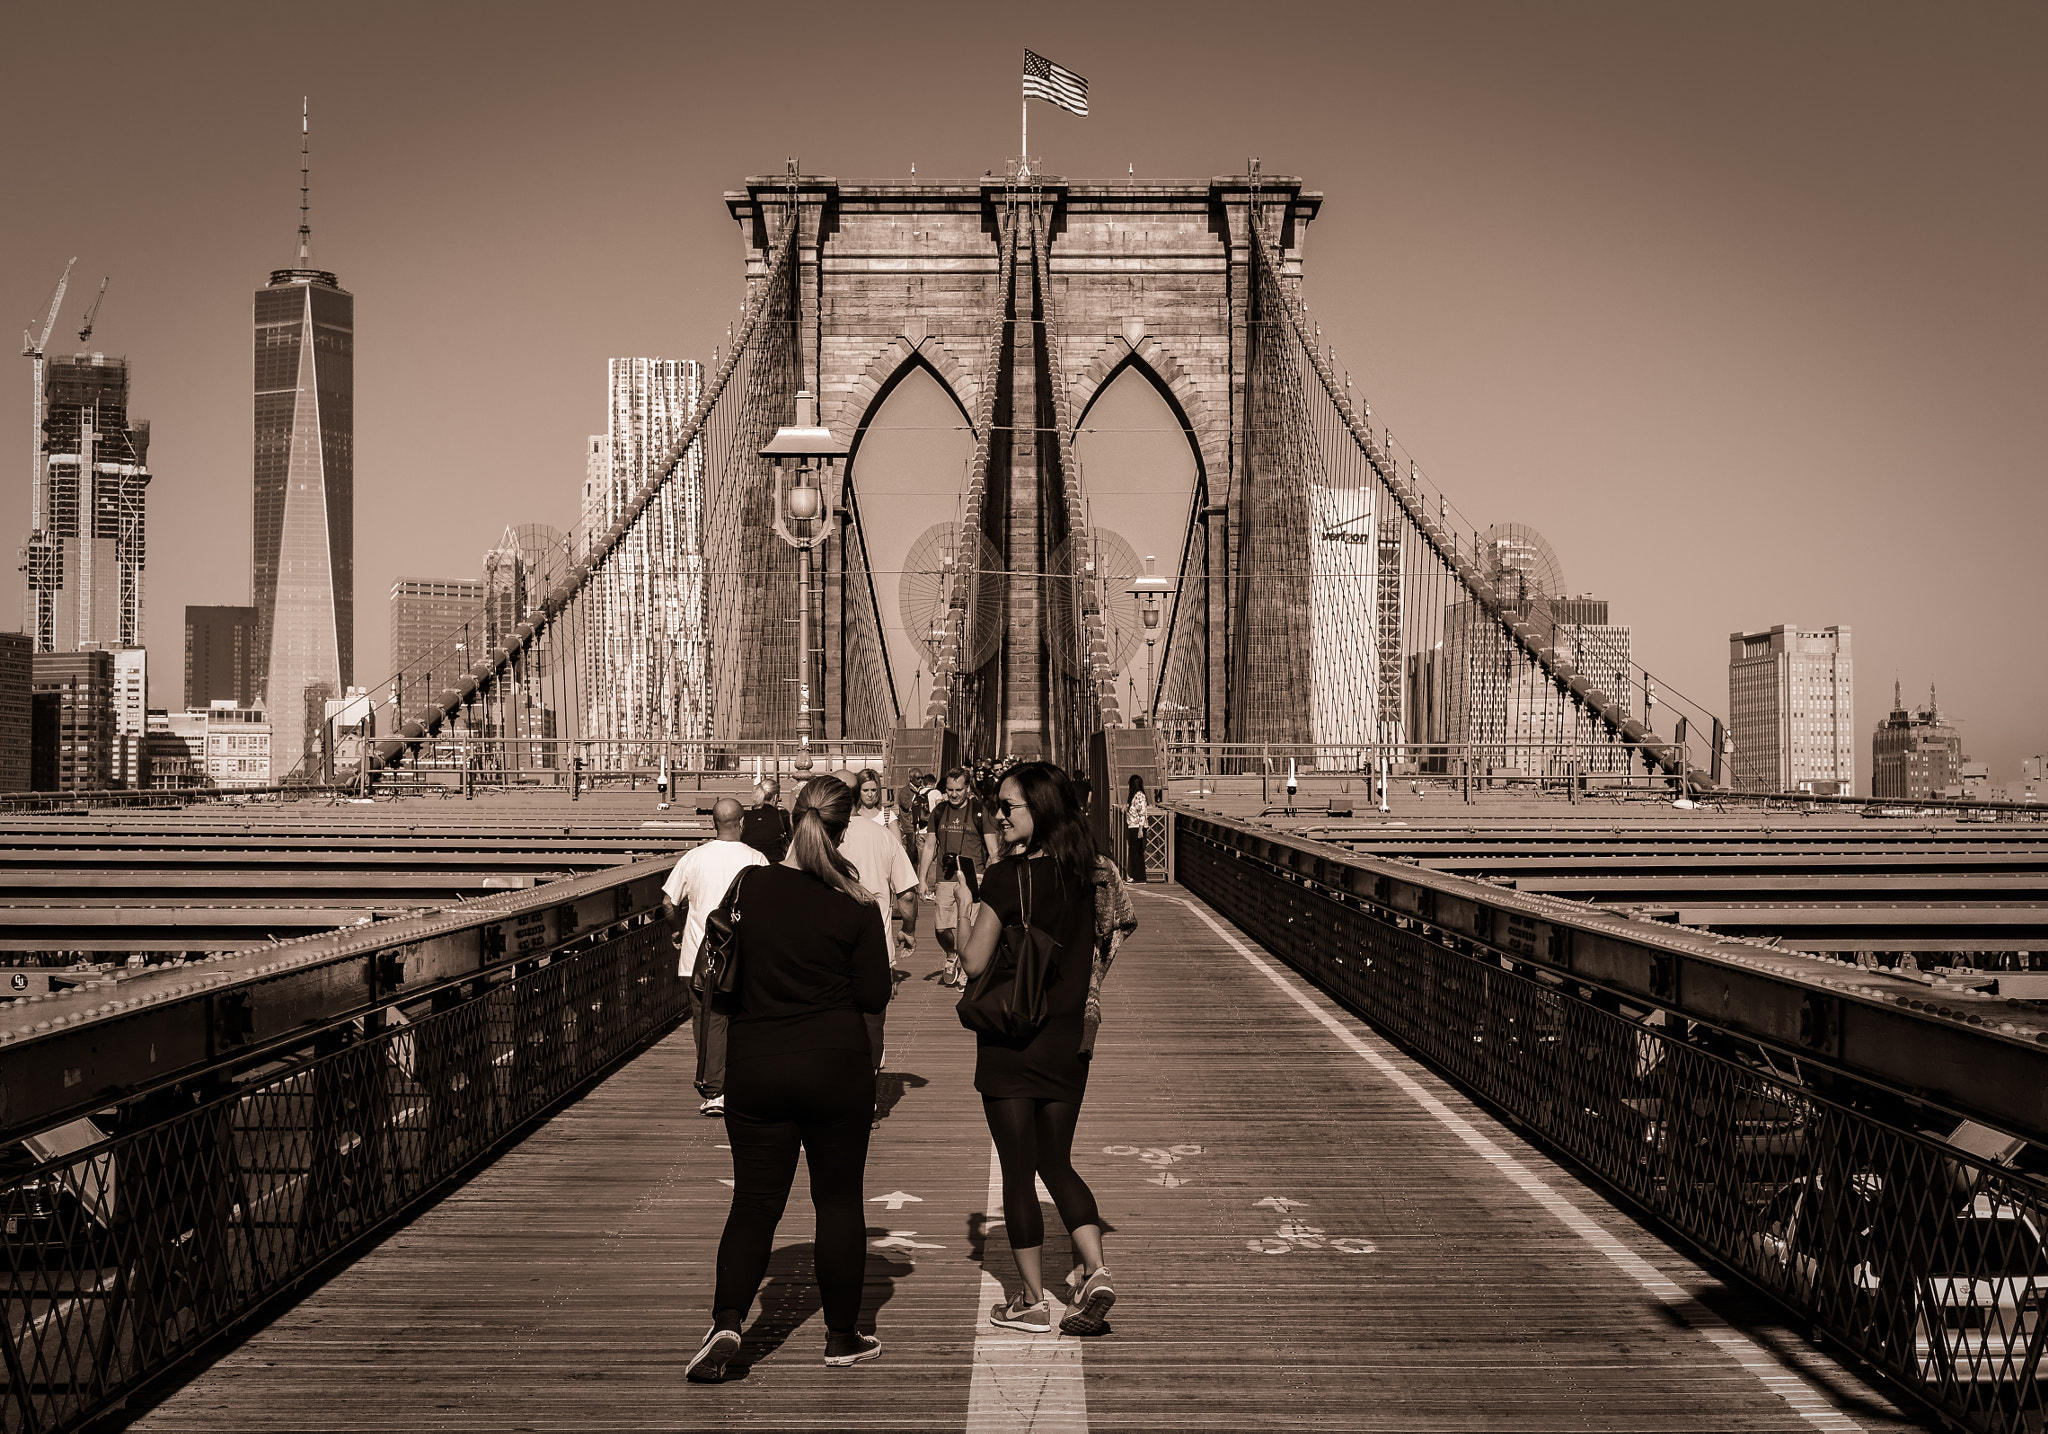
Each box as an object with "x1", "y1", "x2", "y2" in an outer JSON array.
[{"x1": 699, "y1": 1095, "x2": 725, "y2": 1117}]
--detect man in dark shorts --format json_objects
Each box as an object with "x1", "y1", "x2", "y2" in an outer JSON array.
[
  {"x1": 928, "y1": 766, "x2": 998, "y2": 987},
  {"x1": 740, "y1": 778, "x2": 792, "y2": 863}
]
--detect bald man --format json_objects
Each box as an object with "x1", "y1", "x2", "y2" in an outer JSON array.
[{"x1": 663, "y1": 796, "x2": 769, "y2": 1116}]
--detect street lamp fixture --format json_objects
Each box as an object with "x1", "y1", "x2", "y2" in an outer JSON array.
[
  {"x1": 1125, "y1": 555, "x2": 1176, "y2": 727},
  {"x1": 760, "y1": 391, "x2": 849, "y2": 772}
]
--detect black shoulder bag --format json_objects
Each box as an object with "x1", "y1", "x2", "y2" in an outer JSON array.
[
  {"x1": 692, "y1": 867, "x2": 754, "y2": 1002},
  {"x1": 956, "y1": 861, "x2": 1059, "y2": 1040}
]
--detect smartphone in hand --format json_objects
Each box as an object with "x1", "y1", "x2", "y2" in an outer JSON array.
[{"x1": 958, "y1": 856, "x2": 980, "y2": 900}]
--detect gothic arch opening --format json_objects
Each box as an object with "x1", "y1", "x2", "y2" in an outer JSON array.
[
  {"x1": 848, "y1": 363, "x2": 976, "y2": 715},
  {"x1": 1073, "y1": 363, "x2": 1202, "y2": 719}
]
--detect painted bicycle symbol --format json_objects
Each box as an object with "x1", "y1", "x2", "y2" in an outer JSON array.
[
  {"x1": 1245, "y1": 1196, "x2": 1376, "y2": 1255},
  {"x1": 1102, "y1": 1143, "x2": 1204, "y2": 1188}
]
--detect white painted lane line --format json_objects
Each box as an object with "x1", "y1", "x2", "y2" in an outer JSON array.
[
  {"x1": 1149, "y1": 891, "x2": 1866, "y2": 1434},
  {"x1": 964, "y1": 1140, "x2": 1087, "y2": 1433}
]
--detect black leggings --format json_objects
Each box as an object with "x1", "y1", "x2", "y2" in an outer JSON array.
[
  {"x1": 715, "y1": 1047, "x2": 875, "y2": 1333},
  {"x1": 982, "y1": 1096, "x2": 1101, "y2": 1250}
]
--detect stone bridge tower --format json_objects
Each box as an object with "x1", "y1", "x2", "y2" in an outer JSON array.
[{"x1": 726, "y1": 171, "x2": 1321, "y2": 766}]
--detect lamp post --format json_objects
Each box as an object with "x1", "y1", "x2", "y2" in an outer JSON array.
[
  {"x1": 761, "y1": 391, "x2": 849, "y2": 773},
  {"x1": 1126, "y1": 555, "x2": 1176, "y2": 727}
]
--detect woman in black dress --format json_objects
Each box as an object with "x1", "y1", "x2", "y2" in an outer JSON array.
[
  {"x1": 686, "y1": 776, "x2": 892, "y2": 1382},
  {"x1": 959, "y1": 761, "x2": 1117, "y2": 1337}
]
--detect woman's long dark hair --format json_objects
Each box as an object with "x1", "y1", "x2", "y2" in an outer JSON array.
[
  {"x1": 789, "y1": 775, "x2": 873, "y2": 905},
  {"x1": 1003, "y1": 761, "x2": 1097, "y2": 889}
]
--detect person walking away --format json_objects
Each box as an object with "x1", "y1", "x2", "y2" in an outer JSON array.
[
  {"x1": 838, "y1": 798, "x2": 920, "y2": 1073},
  {"x1": 740, "y1": 777, "x2": 792, "y2": 863},
  {"x1": 661, "y1": 797, "x2": 768, "y2": 1117},
  {"x1": 686, "y1": 776, "x2": 892, "y2": 1382},
  {"x1": 929, "y1": 766, "x2": 999, "y2": 987},
  {"x1": 1123, "y1": 774, "x2": 1150, "y2": 884},
  {"x1": 1070, "y1": 767, "x2": 1092, "y2": 814},
  {"x1": 959, "y1": 762, "x2": 1120, "y2": 1336}
]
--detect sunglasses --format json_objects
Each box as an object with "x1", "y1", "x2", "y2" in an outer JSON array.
[{"x1": 996, "y1": 798, "x2": 1023, "y2": 817}]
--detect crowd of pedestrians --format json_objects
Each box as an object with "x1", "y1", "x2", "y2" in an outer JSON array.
[{"x1": 669, "y1": 760, "x2": 1142, "y2": 1382}]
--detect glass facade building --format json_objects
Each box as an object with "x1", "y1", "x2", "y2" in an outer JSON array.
[
  {"x1": 24, "y1": 355, "x2": 152, "y2": 654},
  {"x1": 253, "y1": 265, "x2": 353, "y2": 776},
  {"x1": 185, "y1": 604, "x2": 260, "y2": 710}
]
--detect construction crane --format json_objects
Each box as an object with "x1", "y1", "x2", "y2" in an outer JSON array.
[
  {"x1": 22, "y1": 256, "x2": 77, "y2": 537},
  {"x1": 75, "y1": 276, "x2": 109, "y2": 344}
]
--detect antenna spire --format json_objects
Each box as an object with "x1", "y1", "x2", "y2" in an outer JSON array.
[{"x1": 298, "y1": 98, "x2": 311, "y2": 264}]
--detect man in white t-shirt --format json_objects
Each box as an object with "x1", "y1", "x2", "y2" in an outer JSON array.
[
  {"x1": 661, "y1": 797, "x2": 768, "y2": 1117},
  {"x1": 838, "y1": 796, "x2": 920, "y2": 1073}
]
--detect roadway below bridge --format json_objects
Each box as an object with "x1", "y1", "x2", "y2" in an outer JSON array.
[
  {"x1": 1175, "y1": 786, "x2": 2048, "y2": 972},
  {"x1": 126, "y1": 887, "x2": 1927, "y2": 1433},
  {"x1": 0, "y1": 792, "x2": 739, "y2": 956}
]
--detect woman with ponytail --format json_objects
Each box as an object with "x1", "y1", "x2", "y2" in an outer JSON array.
[{"x1": 687, "y1": 776, "x2": 892, "y2": 1382}]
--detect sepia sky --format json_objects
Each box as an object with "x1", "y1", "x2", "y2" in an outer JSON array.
[{"x1": 1, "y1": 0, "x2": 2041, "y2": 777}]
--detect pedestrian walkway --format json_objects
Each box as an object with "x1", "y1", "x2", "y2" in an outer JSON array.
[{"x1": 128, "y1": 887, "x2": 1931, "y2": 1431}]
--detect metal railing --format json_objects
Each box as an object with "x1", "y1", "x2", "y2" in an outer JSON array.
[
  {"x1": 0, "y1": 784, "x2": 352, "y2": 816},
  {"x1": 1173, "y1": 809, "x2": 2048, "y2": 1432},
  {"x1": 0, "y1": 858, "x2": 686, "y2": 1431}
]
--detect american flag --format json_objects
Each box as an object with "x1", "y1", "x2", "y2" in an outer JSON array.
[{"x1": 1023, "y1": 49, "x2": 1088, "y2": 117}]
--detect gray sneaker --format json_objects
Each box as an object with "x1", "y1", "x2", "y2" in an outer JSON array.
[
  {"x1": 1059, "y1": 1267, "x2": 1115, "y2": 1335},
  {"x1": 989, "y1": 1295, "x2": 1051, "y2": 1333}
]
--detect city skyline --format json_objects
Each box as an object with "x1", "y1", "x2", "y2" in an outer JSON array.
[{"x1": 0, "y1": 2, "x2": 2042, "y2": 774}]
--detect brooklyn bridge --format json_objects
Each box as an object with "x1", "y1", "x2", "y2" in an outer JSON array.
[
  {"x1": 350, "y1": 164, "x2": 1718, "y2": 791},
  {"x1": 0, "y1": 169, "x2": 2042, "y2": 1434}
]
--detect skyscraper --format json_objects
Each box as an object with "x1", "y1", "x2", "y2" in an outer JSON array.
[
  {"x1": 253, "y1": 104, "x2": 352, "y2": 777},
  {"x1": 23, "y1": 353, "x2": 152, "y2": 653},
  {"x1": 1728, "y1": 624, "x2": 1854, "y2": 795},
  {"x1": 1440, "y1": 594, "x2": 1633, "y2": 774},
  {"x1": 0, "y1": 632, "x2": 29, "y2": 793},
  {"x1": 388, "y1": 578, "x2": 484, "y2": 680},
  {"x1": 112, "y1": 646, "x2": 148, "y2": 788},
  {"x1": 584, "y1": 359, "x2": 705, "y2": 767},
  {"x1": 1871, "y1": 683, "x2": 1963, "y2": 800},
  {"x1": 30, "y1": 649, "x2": 114, "y2": 791},
  {"x1": 578, "y1": 435, "x2": 605, "y2": 557},
  {"x1": 185, "y1": 604, "x2": 260, "y2": 709}
]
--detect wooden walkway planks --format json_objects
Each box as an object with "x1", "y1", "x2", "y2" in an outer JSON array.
[{"x1": 128, "y1": 885, "x2": 1931, "y2": 1432}]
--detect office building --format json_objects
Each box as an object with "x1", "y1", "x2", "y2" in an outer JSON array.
[
  {"x1": 201, "y1": 702, "x2": 272, "y2": 788},
  {"x1": 22, "y1": 354, "x2": 152, "y2": 654},
  {"x1": 1870, "y1": 683, "x2": 1963, "y2": 800},
  {"x1": 1440, "y1": 594, "x2": 1633, "y2": 774},
  {"x1": 2011, "y1": 757, "x2": 2046, "y2": 806},
  {"x1": 578, "y1": 434, "x2": 605, "y2": 556},
  {"x1": 584, "y1": 358, "x2": 706, "y2": 767},
  {"x1": 389, "y1": 577, "x2": 485, "y2": 684},
  {"x1": 1728, "y1": 624, "x2": 1854, "y2": 795},
  {"x1": 30, "y1": 649, "x2": 114, "y2": 791},
  {"x1": 253, "y1": 184, "x2": 354, "y2": 775},
  {"x1": 112, "y1": 646, "x2": 149, "y2": 788},
  {"x1": 145, "y1": 709, "x2": 203, "y2": 788},
  {"x1": 0, "y1": 632, "x2": 29, "y2": 792},
  {"x1": 185, "y1": 605, "x2": 260, "y2": 709}
]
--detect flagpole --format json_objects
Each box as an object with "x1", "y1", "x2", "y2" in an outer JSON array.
[{"x1": 1021, "y1": 93, "x2": 1028, "y2": 173}]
